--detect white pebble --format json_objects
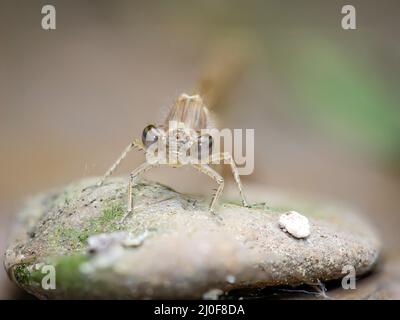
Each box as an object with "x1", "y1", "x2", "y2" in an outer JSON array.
[
  {"x1": 87, "y1": 230, "x2": 148, "y2": 254},
  {"x1": 226, "y1": 275, "x2": 236, "y2": 284},
  {"x1": 202, "y1": 288, "x2": 224, "y2": 300},
  {"x1": 279, "y1": 211, "x2": 310, "y2": 239}
]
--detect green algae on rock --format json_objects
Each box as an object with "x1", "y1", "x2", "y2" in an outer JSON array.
[{"x1": 5, "y1": 177, "x2": 381, "y2": 299}]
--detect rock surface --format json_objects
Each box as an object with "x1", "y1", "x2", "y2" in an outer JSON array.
[{"x1": 4, "y1": 177, "x2": 381, "y2": 299}]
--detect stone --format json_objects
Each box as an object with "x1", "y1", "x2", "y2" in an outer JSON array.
[
  {"x1": 203, "y1": 288, "x2": 224, "y2": 300},
  {"x1": 87, "y1": 231, "x2": 148, "y2": 253},
  {"x1": 4, "y1": 177, "x2": 381, "y2": 299},
  {"x1": 279, "y1": 211, "x2": 311, "y2": 239}
]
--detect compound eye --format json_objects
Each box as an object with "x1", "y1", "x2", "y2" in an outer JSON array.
[
  {"x1": 197, "y1": 134, "x2": 213, "y2": 161},
  {"x1": 142, "y1": 125, "x2": 159, "y2": 148}
]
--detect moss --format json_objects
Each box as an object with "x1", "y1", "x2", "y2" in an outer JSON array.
[
  {"x1": 224, "y1": 200, "x2": 243, "y2": 207},
  {"x1": 14, "y1": 265, "x2": 30, "y2": 285},
  {"x1": 84, "y1": 201, "x2": 125, "y2": 236},
  {"x1": 51, "y1": 227, "x2": 91, "y2": 251},
  {"x1": 14, "y1": 264, "x2": 47, "y2": 287},
  {"x1": 224, "y1": 201, "x2": 324, "y2": 218},
  {"x1": 221, "y1": 201, "x2": 294, "y2": 214},
  {"x1": 14, "y1": 254, "x2": 90, "y2": 294},
  {"x1": 77, "y1": 233, "x2": 89, "y2": 243},
  {"x1": 54, "y1": 254, "x2": 88, "y2": 291},
  {"x1": 49, "y1": 201, "x2": 125, "y2": 251},
  {"x1": 268, "y1": 205, "x2": 296, "y2": 213},
  {"x1": 54, "y1": 254, "x2": 122, "y2": 296},
  {"x1": 30, "y1": 268, "x2": 46, "y2": 285},
  {"x1": 97, "y1": 203, "x2": 124, "y2": 226}
]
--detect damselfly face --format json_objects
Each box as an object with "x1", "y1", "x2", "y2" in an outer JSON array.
[{"x1": 141, "y1": 94, "x2": 214, "y2": 164}]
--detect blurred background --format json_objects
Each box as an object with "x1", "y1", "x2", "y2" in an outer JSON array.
[{"x1": 1, "y1": 0, "x2": 399, "y2": 298}]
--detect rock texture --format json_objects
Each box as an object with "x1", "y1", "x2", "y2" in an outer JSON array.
[{"x1": 4, "y1": 177, "x2": 381, "y2": 299}]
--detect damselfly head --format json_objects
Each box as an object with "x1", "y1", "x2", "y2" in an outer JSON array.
[
  {"x1": 141, "y1": 93, "x2": 214, "y2": 162},
  {"x1": 141, "y1": 122, "x2": 197, "y2": 151}
]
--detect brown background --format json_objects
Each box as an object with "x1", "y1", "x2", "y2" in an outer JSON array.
[{"x1": 1, "y1": 0, "x2": 399, "y2": 298}]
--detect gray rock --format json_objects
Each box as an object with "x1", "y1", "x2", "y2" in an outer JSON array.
[{"x1": 4, "y1": 177, "x2": 381, "y2": 299}]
